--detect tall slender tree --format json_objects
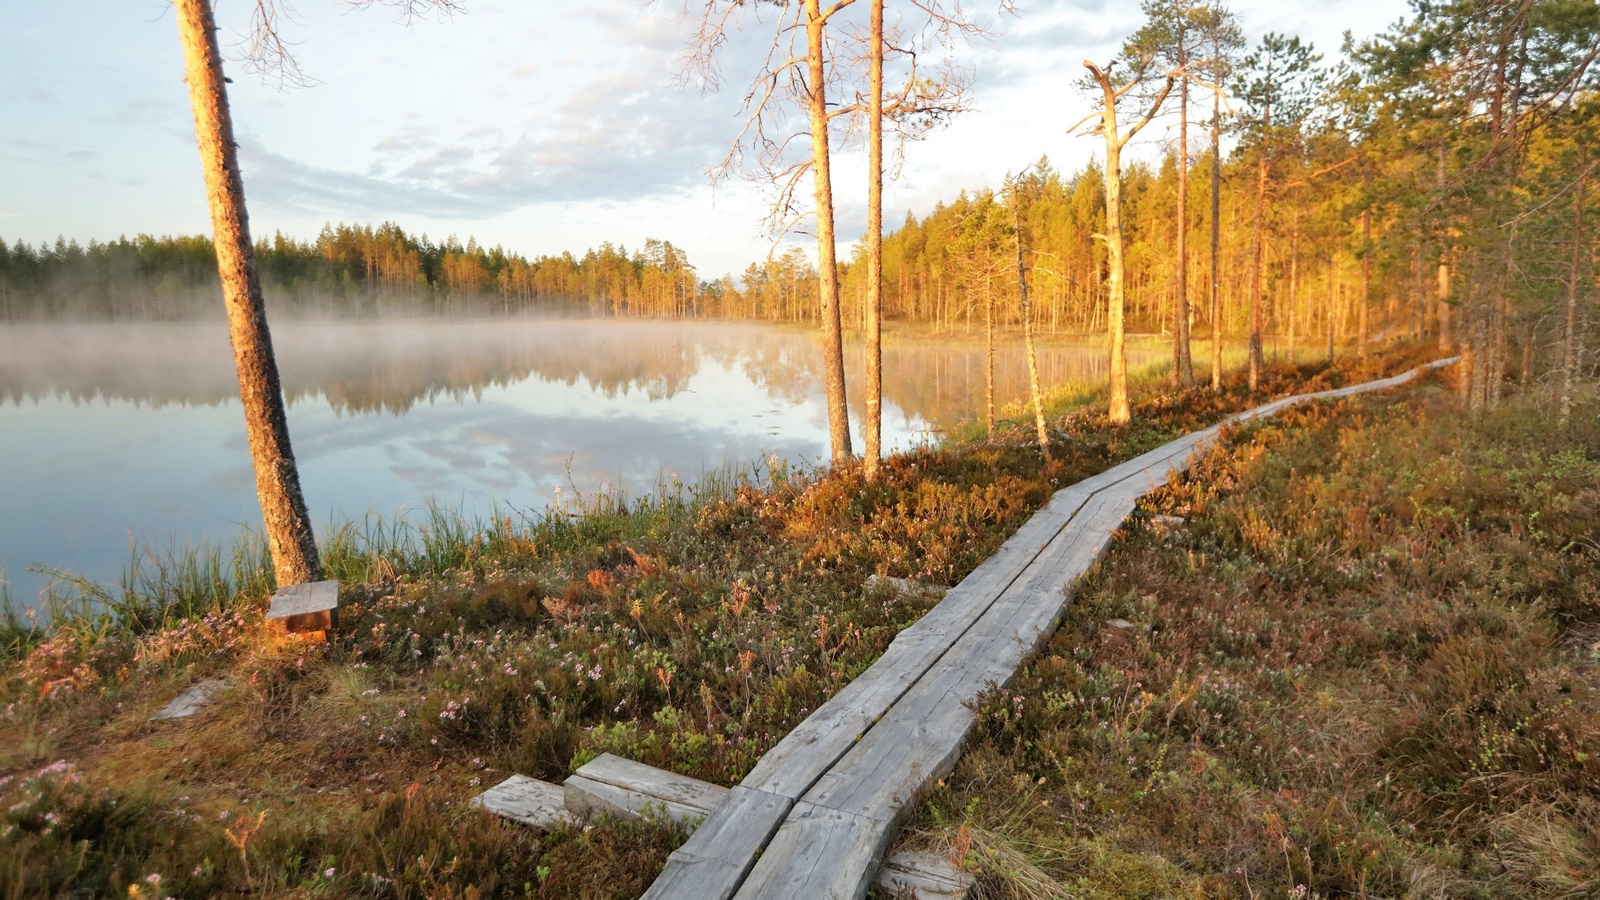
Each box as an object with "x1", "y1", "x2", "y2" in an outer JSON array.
[
  {"x1": 1235, "y1": 32, "x2": 1321, "y2": 389},
  {"x1": 863, "y1": 0, "x2": 886, "y2": 478},
  {"x1": 175, "y1": 0, "x2": 320, "y2": 587},
  {"x1": 1125, "y1": 0, "x2": 1218, "y2": 389},
  {"x1": 1198, "y1": 5, "x2": 1244, "y2": 391},
  {"x1": 173, "y1": 0, "x2": 459, "y2": 588},
  {"x1": 1080, "y1": 59, "x2": 1172, "y2": 424}
]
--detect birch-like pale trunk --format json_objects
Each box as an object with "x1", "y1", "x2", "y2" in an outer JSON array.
[
  {"x1": 1012, "y1": 186, "x2": 1051, "y2": 460},
  {"x1": 176, "y1": 0, "x2": 321, "y2": 588},
  {"x1": 803, "y1": 0, "x2": 852, "y2": 465},
  {"x1": 1085, "y1": 62, "x2": 1169, "y2": 424},
  {"x1": 863, "y1": 0, "x2": 884, "y2": 479}
]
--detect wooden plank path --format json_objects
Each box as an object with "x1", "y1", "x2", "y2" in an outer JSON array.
[{"x1": 644, "y1": 359, "x2": 1457, "y2": 900}]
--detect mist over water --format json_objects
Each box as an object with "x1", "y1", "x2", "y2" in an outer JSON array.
[{"x1": 0, "y1": 318, "x2": 1156, "y2": 611}]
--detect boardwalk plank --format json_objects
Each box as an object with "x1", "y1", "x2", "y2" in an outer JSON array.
[
  {"x1": 641, "y1": 360, "x2": 1457, "y2": 900},
  {"x1": 641, "y1": 786, "x2": 790, "y2": 900}
]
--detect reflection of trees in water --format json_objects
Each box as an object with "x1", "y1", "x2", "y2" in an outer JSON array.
[
  {"x1": 866, "y1": 343, "x2": 1164, "y2": 432},
  {"x1": 0, "y1": 321, "x2": 1147, "y2": 429}
]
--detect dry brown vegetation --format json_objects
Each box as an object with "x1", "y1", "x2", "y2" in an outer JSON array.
[
  {"x1": 917, "y1": 381, "x2": 1600, "y2": 899},
  {"x1": 5, "y1": 346, "x2": 1568, "y2": 899}
]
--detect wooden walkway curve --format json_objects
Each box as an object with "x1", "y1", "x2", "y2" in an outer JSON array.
[{"x1": 643, "y1": 359, "x2": 1457, "y2": 900}]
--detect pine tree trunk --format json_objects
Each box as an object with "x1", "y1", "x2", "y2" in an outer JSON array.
[
  {"x1": 1561, "y1": 152, "x2": 1586, "y2": 425},
  {"x1": 985, "y1": 283, "x2": 995, "y2": 437},
  {"x1": 1248, "y1": 153, "x2": 1267, "y2": 389},
  {"x1": 803, "y1": 0, "x2": 852, "y2": 466},
  {"x1": 1174, "y1": 72, "x2": 1194, "y2": 388},
  {"x1": 1210, "y1": 65, "x2": 1224, "y2": 392},
  {"x1": 176, "y1": 0, "x2": 321, "y2": 588},
  {"x1": 1359, "y1": 203, "x2": 1371, "y2": 362},
  {"x1": 1287, "y1": 209, "x2": 1299, "y2": 363},
  {"x1": 863, "y1": 0, "x2": 884, "y2": 479},
  {"x1": 1437, "y1": 255, "x2": 1453, "y2": 351}
]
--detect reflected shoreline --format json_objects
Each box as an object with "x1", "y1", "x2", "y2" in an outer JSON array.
[{"x1": 0, "y1": 318, "x2": 1160, "y2": 432}]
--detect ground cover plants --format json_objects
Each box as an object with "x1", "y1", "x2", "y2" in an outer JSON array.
[
  {"x1": 917, "y1": 381, "x2": 1600, "y2": 899},
  {"x1": 0, "y1": 345, "x2": 1447, "y2": 898}
]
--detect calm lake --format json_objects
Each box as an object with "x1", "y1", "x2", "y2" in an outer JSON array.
[{"x1": 0, "y1": 319, "x2": 1158, "y2": 610}]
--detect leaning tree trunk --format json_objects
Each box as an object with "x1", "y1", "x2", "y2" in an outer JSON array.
[
  {"x1": 863, "y1": 0, "x2": 884, "y2": 479},
  {"x1": 176, "y1": 0, "x2": 321, "y2": 588},
  {"x1": 803, "y1": 0, "x2": 852, "y2": 466}
]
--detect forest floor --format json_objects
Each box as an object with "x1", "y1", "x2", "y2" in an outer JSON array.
[{"x1": 2, "y1": 344, "x2": 1595, "y2": 899}]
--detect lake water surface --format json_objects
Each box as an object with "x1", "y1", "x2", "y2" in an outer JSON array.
[{"x1": 0, "y1": 319, "x2": 1157, "y2": 609}]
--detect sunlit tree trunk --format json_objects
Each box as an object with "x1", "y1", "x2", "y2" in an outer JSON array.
[
  {"x1": 176, "y1": 0, "x2": 321, "y2": 587},
  {"x1": 1437, "y1": 255, "x2": 1453, "y2": 352},
  {"x1": 803, "y1": 0, "x2": 852, "y2": 465},
  {"x1": 1174, "y1": 62, "x2": 1194, "y2": 388},
  {"x1": 984, "y1": 281, "x2": 995, "y2": 436},
  {"x1": 1358, "y1": 202, "x2": 1371, "y2": 362},
  {"x1": 1248, "y1": 150, "x2": 1267, "y2": 389},
  {"x1": 1287, "y1": 208, "x2": 1299, "y2": 362},
  {"x1": 863, "y1": 0, "x2": 884, "y2": 479},
  {"x1": 1210, "y1": 64, "x2": 1224, "y2": 391},
  {"x1": 1013, "y1": 188, "x2": 1051, "y2": 461},
  {"x1": 1085, "y1": 61, "x2": 1171, "y2": 424}
]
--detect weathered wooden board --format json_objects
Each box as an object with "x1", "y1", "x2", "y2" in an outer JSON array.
[
  {"x1": 734, "y1": 801, "x2": 894, "y2": 900},
  {"x1": 470, "y1": 775, "x2": 571, "y2": 828},
  {"x1": 266, "y1": 579, "x2": 339, "y2": 633},
  {"x1": 641, "y1": 360, "x2": 1459, "y2": 900},
  {"x1": 150, "y1": 678, "x2": 227, "y2": 720},
  {"x1": 876, "y1": 849, "x2": 970, "y2": 900},
  {"x1": 739, "y1": 486, "x2": 1096, "y2": 801},
  {"x1": 564, "y1": 753, "x2": 729, "y2": 825},
  {"x1": 641, "y1": 786, "x2": 793, "y2": 900}
]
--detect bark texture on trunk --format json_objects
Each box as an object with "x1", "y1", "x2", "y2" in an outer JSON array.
[
  {"x1": 1084, "y1": 61, "x2": 1168, "y2": 425},
  {"x1": 1437, "y1": 258, "x2": 1453, "y2": 351},
  {"x1": 1102, "y1": 126, "x2": 1131, "y2": 424},
  {"x1": 1248, "y1": 153, "x2": 1266, "y2": 389},
  {"x1": 862, "y1": 0, "x2": 884, "y2": 479},
  {"x1": 1561, "y1": 150, "x2": 1586, "y2": 425},
  {"x1": 176, "y1": 0, "x2": 321, "y2": 588},
  {"x1": 984, "y1": 286, "x2": 995, "y2": 436},
  {"x1": 804, "y1": 0, "x2": 852, "y2": 466},
  {"x1": 1014, "y1": 192, "x2": 1051, "y2": 461},
  {"x1": 1174, "y1": 72, "x2": 1194, "y2": 388},
  {"x1": 1210, "y1": 69, "x2": 1224, "y2": 391},
  {"x1": 1358, "y1": 203, "x2": 1371, "y2": 362}
]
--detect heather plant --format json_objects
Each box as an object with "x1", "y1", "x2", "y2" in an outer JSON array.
[
  {"x1": 0, "y1": 346, "x2": 1448, "y2": 896},
  {"x1": 919, "y1": 382, "x2": 1600, "y2": 898}
]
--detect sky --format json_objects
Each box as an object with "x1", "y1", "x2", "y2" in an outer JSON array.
[{"x1": 1, "y1": 0, "x2": 1414, "y2": 281}]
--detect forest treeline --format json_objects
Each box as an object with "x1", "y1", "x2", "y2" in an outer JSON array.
[
  {"x1": 0, "y1": 226, "x2": 711, "y2": 320},
  {"x1": 3, "y1": 0, "x2": 1596, "y2": 407}
]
